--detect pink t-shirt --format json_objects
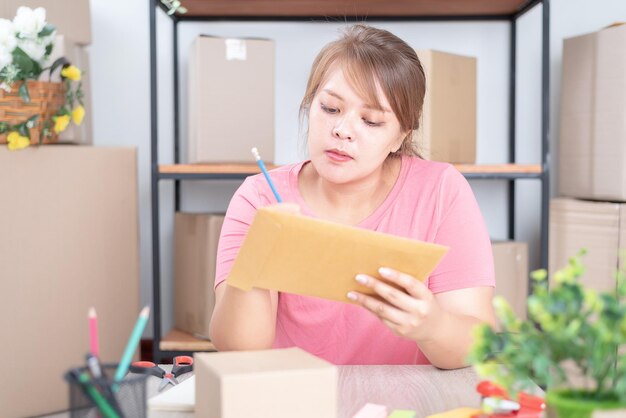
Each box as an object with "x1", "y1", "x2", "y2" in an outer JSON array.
[{"x1": 215, "y1": 155, "x2": 495, "y2": 365}]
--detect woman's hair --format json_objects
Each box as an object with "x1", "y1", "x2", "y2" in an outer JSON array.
[{"x1": 300, "y1": 24, "x2": 426, "y2": 157}]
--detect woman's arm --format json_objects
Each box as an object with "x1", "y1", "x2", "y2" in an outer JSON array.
[
  {"x1": 348, "y1": 268, "x2": 496, "y2": 369},
  {"x1": 209, "y1": 283, "x2": 278, "y2": 351}
]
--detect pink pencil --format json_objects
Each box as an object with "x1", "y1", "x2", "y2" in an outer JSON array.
[{"x1": 88, "y1": 307, "x2": 99, "y2": 358}]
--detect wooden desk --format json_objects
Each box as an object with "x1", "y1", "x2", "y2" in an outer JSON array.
[
  {"x1": 146, "y1": 365, "x2": 482, "y2": 418},
  {"x1": 338, "y1": 366, "x2": 481, "y2": 417},
  {"x1": 42, "y1": 365, "x2": 483, "y2": 417}
]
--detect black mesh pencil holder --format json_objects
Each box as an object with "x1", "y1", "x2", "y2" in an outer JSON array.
[{"x1": 65, "y1": 364, "x2": 147, "y2": 418}]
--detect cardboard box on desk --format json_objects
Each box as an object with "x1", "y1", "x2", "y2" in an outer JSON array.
[
  {"x1": 549, "y1": 198, "x2": 626, "y2": 292},
  {"x1": 560, "y1": 24, "x2": 626, "y2": 201},
  {"x1": 195, "y1": 347, "x2": 338, "y2": 418},
  {"x1": 415, "y1": 50, "x2": 476, "y2": 164},
  {"x1": 174, "y1": 212, "x2": 224, "y2": 339},
  {"x1": 0, "y1": 0, "x2": 91, "y2": 45},
  {"x1": 0, "y1": 146, "x2": 139, "y2": 417},
  {"x1": 492, "y1": 241, "x2": 528, "y2": 319},
  {"x1": 40, "y1": 35, "x2": 93, "y2": 145},
  {"x1": 188, "y1": 36, "x2": 274, "y2": 163},
  {"x1": 227, "y1": 207, "x2": 448, "y2": 302}
]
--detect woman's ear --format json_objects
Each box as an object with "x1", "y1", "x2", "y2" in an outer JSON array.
[{"x1": 392, "y1": 131, "x2": 410, "y2": 153}]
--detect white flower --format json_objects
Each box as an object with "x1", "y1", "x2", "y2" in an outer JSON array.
[
  {"x1": 17, "y1": 38, "x2": 46, "y2": 63},
  {"x1": 13, "y1": 7, "x2": 46, "y2": 39},
  {"x1": 0, "y1": 19, "x2": 16, "y2": 70}
]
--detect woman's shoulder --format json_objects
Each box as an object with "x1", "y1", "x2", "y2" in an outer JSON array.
[{"x1": 402, "y1": 155, "x2": 465, "y2": 184}]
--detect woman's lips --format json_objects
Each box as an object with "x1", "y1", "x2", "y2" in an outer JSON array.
[{"x1": 325, "y1": 149, "x2": 353, "y2": 162}]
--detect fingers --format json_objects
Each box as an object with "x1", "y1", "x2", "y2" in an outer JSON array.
[
  {"x1": 347, "y1": 291, "x2": 406, "y2": 326},
  {"x1": 354, "y1": 273, "x2": 418, "y2": 313},
  {"x1": 378, "y1": 267, "x2": 431, "y2": 301},
  {"x1": 347, "y1": 267, "x2": 436, "y2": 340}
]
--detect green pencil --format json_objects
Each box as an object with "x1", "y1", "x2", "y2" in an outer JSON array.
[
  {"x1": 78, "y1": 372, "x2": 120, "y2": 418},
  {"x1": 114, "y1": 306, "x2": 150, "y2": 384}
]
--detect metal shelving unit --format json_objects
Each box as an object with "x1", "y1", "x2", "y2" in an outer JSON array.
[{"x1": 149, "y1": 0, "x2": 550, "y2": 362}]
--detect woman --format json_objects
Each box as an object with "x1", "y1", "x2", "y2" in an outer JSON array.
[{"x1": 209, "y1": 24, "x2": 496, "y2": 368}]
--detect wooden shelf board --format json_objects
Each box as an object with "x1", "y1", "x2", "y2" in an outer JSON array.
[
  {"x1": 176, "y1": 0, "x2": 534, "y2": 18},
  {"x1": 159, "y1": 163, "x2": 277, "y2": 175},
  {"x1": 159, "y1": 328, "x2": 217, "y2": 352},
  {"x1": 159, "y1": 163, "x2": 540, "y2": 176},
  {"x1": 453, "y1": 163, "x2": 541, "y2": 174}
]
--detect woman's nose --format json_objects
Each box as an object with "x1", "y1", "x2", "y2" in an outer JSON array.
[{"x1": 332, "y1": 119, "x2": 353, "y2": 141}]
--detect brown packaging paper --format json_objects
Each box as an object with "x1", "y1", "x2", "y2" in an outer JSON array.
[{"x1": 227, "y1": 207, "x2": 448, "y2": 303}]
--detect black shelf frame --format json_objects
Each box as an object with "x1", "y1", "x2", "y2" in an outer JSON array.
[{"x1": 149, "y1": 0, "x2": 550, "y2": 362}]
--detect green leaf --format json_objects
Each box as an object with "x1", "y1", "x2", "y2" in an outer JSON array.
[
  {"x1": 38, "y1": 24, "x2": 56, "y2": 38},
  {"x1": 18, "y1": 82, "x2": 31, "y2": 103},
  {"x1": 49, "y1": 57, "x2": 70, "y2": 78},
  {"x1": 0, "y1": 122, "x2": 9, "y2": 134},
  {"x1": 12, "y1": 47, "x2": 34, "y2": 75},
  {"x1": 17, "y1": 124, "x2": 29, "y2": 138}
]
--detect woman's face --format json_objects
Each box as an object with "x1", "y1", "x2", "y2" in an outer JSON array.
[{"x1": 307, "y1": 67, "x2": 406, "y2": 185}]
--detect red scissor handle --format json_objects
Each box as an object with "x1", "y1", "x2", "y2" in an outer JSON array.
[
  {"x1": 130, "y1": 361, "x2": 166, "y2": 378},
  {"x1": 171, "y1": 355, "x2": 193, "y2": 377}
]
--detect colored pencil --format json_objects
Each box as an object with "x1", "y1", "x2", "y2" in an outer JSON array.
[
  {"x1": 88, "y1": 307, "x2": 99, "y2": 358},
  {"x1": 251, "y1": 147, "x2": 282, "y2": 203},
  {"x1": 114, "y1": 306, "x2": 150, "y2": 384}
]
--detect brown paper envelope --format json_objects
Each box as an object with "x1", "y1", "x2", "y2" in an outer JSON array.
[{"x1": 227, "y1": 207, "x2": 449, "y2": 303}]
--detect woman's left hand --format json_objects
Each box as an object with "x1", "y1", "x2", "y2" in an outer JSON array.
[{"x1": 347, "y1": 267, "x2": 442, "y2": 342}]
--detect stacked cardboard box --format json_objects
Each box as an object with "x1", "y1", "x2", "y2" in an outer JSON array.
[
  {"x1": 552, "y1": 24, "x2": 626, "y2": 290},
  {"x1": 174, "y1": 213, "x2": 225, "y2": 339},
  {"x1": 0, "y1": 146, "x2": 139, "y2": 417},
  {"x1": 415, "y1": 50, "x2": 477, "y2": 163},
  {"x1": 188, "y1": 36, "x2": 275, "y2": 163},
  {"x1": 492, "y1": 241, "x2": 529, "y2": 319},
  {"x1": 559, "y1": 24, "x2": 626, "y2": 201},
  {"x1": 549, "y1": 198, "x2": 625, "y2": 292}
]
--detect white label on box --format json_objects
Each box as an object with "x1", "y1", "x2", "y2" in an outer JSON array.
[{"x1": 225, "y1": 39, "x2": 247, "y2": 60}]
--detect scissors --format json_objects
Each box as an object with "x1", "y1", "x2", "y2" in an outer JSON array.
[{"x1": 130, "y1": 355, "x2": 194, "y2": 391}]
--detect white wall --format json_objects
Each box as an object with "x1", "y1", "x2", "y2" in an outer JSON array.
[{"x1": 89, "y1": 0, "x2": 626, "y2": 337}]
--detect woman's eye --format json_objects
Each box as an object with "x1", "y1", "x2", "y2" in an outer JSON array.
[
  {"x1": 320, "y1": 103, "x2": 338, "y2": 114},
  {"x1": 363, "y1": 118, "x2": 381, "y2": 127}
]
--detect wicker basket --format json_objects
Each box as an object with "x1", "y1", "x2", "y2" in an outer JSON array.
[{"x1": 0, "y1": 80, "x2": 66, "y2": 145}]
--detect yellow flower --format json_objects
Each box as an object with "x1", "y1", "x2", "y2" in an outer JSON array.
[
  {"x1": 54, "y1": 115, "x2": 71, "y2": 133},
  {"x1": 7, "y1": 131, "x2": 30, "y2": 151},
  {"x1": 72, "y1": 105, "x2": 85, "y2": 125},
  {"x1": 61, "y1": 65, "x2": 81, "y2": 81}
]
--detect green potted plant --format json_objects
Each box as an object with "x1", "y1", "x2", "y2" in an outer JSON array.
[{"x1": 469, "y1": 251, "x2": 626, "y2": 418}]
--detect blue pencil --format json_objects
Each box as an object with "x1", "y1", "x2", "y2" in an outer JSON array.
[
  {"x1": 251, "y1": 147, "x2": 282, "y2": 203},
  {"x1": 114, "y1": 306, "x2": 150, "y2": 386}
]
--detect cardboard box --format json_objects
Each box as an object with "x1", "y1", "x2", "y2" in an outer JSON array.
[
  {"x1": 0, "y1": 0, "x2": 91, "y2": 45},
  {"x1": 549, "y1": 198, "x2": 626, "y2": 292},
  {"x1": 195, "y1": 347, "x2": 338, "y2": 418},
  {"x1": 415, "y1": 50, "x2": 477, "y2": 163},
  {"x1": 492, "y1": 241, "x2": 529, "y2": 319},
  {"x1": 559, "y1": 24, "x2": 626, "y2": 201},
  {"x1": 0, "y1": 146, "x2": 139, "y2": 417},
  {"x1": 42, "y1": 35, "x2": 93, "y2": 145},
  {"x1": 188, "y1": 36, "x2": 274, "y2": 163},
  {"x1": 174, "y1": 212, "x2": 224, "y2": 339}
]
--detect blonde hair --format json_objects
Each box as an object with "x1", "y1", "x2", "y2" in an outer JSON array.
[{"x1": 300, "y1": 24, "x2": 426, "y2": 157}]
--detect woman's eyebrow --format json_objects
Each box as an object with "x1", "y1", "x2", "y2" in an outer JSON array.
[
  {"x1": 322, "y1": 89, "x2": 344, "y2": 101},
  {"x1": 323, "y1": 89, "x2": 390, "y2": 113}
]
